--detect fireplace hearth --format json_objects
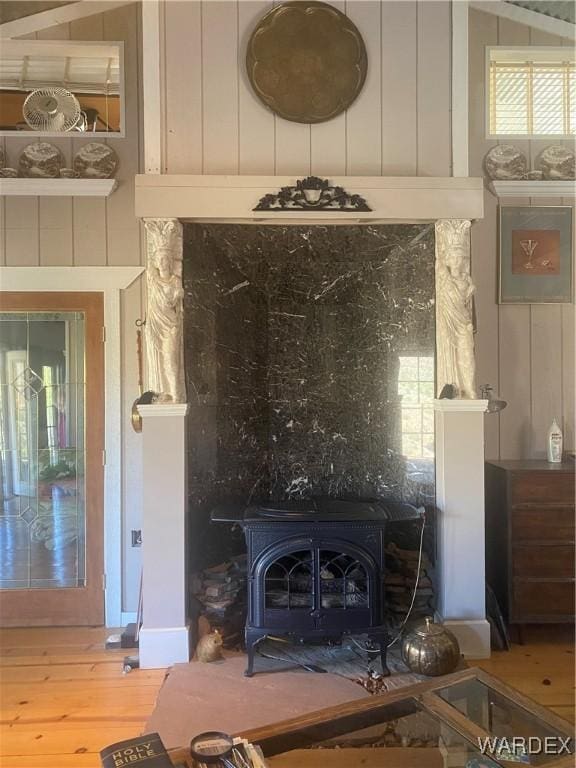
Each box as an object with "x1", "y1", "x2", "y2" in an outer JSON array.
[{"x1": 212, "y1": 498, "x2": 422, "y2": 676}]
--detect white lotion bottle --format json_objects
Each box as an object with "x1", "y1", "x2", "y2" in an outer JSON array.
[{"x1": 547, "y1": 419, "x2": 563, "y2": 463}]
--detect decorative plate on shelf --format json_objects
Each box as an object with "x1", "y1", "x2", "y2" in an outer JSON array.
[
  {"x1": 73, "y1": 142, "x2": 118, "y2": 178},
  {"x1": 18, "y1": 142, "x2": 64, "y2": 178},
  {"x1": 246, "y1": 1, "x2": 367, "y2": 124},
  {"x1": 536, "y1": 145, "x2": 575, "y2": 180},
  {"x1": 483, "y1": 145, "x2": 527, "y2": 180}
]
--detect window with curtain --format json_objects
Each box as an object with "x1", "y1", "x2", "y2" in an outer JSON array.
[{"x1": 487, "y1": 47, "x2": 575, "y2": 137}]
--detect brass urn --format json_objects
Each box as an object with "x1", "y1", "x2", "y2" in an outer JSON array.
[{"x1": 401, "y1": 617, "x2": 461, "y2": 676}]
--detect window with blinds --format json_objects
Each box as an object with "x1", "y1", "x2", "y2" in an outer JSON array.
[{"x1": 487, "y1": 47, "x2": 575, "y2": 137}]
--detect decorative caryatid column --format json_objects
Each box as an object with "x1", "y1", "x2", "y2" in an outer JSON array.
[
  {"x1": 139, "y1": 219, "x2": 189, "y2": 666},
  {"x1": 435, "y1": 219, "x2": 476, "y2": 399},
  {"x1": 434, "y1": 220, "x2": 489, "y2": 658},
  {"x1": 143, "y1": 218, "x2": 186, "y2": 403}
]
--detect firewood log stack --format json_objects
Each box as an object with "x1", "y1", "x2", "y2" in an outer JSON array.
[
  {"x1": 191, "y1": 554, "x2": 247, "y2": 648},
  {"x1": 384, "y1": 542, "x2": 435, "y2": 621}
]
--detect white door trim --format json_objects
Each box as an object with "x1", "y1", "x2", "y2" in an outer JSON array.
[{"x1": 0, "y1": 266, "x2": 144, "y2": 627}]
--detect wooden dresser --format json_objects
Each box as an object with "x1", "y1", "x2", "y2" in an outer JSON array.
[{"x1": 485, "y1": 460, "x2": 575, "y2": 630}]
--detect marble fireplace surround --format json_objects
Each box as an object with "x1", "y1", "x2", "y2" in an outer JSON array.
[{"x1": 133, "y1": 175, "x2": 490, "y2": 667}]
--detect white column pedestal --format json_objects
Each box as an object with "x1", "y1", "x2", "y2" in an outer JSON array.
[
  {"x1": 434, "y1": 399, "x2": 491, "y2": 659},
  {"x1": 138, "y1": 403, "x2": 190, "y2": 668}
]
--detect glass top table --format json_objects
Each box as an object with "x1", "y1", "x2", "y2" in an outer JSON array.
[{"x1": 168, "y1": 668, "x2": 574, "y2": 768}]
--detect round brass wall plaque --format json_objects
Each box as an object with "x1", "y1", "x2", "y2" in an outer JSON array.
[{"x1": 246, "y1": 1, "x2": 368, "y2": 124}]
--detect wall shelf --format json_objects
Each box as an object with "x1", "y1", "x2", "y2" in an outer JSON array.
[
  {"x1": 489, "y1": 180, "x2": 575, "y2": 199},
  {"x1": 0, "y1": 178, "x2": 118, "y2": 197}
]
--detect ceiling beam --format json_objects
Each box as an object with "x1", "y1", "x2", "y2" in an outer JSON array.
[
  {"x1": 0, "y1": 0, "x2": 136, "y2": 38},
  {"x1": 470, "y1": 1, "x2": 575, "y2": 39}
]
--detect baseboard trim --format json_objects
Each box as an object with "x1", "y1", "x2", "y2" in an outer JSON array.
[
  {"x1": 139, "y1": 624, "x2": 191, "y2": 668},
  {"x1": 436, "y1": 616, "x2": 491, "y2": 659}
]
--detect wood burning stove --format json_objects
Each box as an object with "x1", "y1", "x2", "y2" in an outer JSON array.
[{"x1": 212, "y1": 498, "x2": 422, "y2": 676}]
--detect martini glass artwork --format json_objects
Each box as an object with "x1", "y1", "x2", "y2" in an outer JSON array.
[{"x1": 519, "y1": 239, "x2": 539, "y2": 270}]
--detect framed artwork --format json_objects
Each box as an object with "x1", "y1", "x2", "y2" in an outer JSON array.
[{"x1": 499, "y1": 206, "x2": 573, "y2": 304}]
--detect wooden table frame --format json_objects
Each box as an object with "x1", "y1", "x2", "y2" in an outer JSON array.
[{"x1": 167, "y1": 667, "x2": 574, "y2": 767}]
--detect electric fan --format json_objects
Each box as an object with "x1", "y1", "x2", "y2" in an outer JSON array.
[{"x1": 23, "y1": 87, "x2": 82, "y2": 132}]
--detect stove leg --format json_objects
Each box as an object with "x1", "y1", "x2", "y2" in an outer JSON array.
[
  {"x1": 245, "y1": 650, "x2": 254, "y2": 677},
  {"x1": 380, "y1": 638, "x2": 390, "y2": 677},
  {"x1": 244, "y1": 629, "x2": 262, "y2": 677},
  {"x1": 371, "y1": 632, "x2": 390, "y2": 677}
]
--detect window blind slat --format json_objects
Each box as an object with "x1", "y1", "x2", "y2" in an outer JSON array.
[{"x1": 490, "y1": 58, "x2": 575, "y2": 136}]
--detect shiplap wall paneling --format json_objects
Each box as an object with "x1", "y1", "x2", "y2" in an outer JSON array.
[
  {"x1": 498, "y1": 302, "x2": 532, "y2": 458},
  {"x1": 468, "y1": 8, "x2": 499, "y2": 459},
  {"x1": 0, "y1": 169, "x2": 5, "y2": 265},
  {"x1": 202, "y1": 1, "x2": 239, "y2": 174},
  {"x1": 417, "y1": 1, "x2": 451, "y2": 176},
  {"x1": 531, "y1": 305, "x2": 564, "y2": 457},
  {"x1": 310, "y1": 0, "x2": 346, "y2": 177},
  {"x1": 0, "y1": 134, "x2": 5, "y2": 266},
  {"x1": 104, "y1": 5, "x2": 142, "y2": 266},
  {"x1": 164, "y1": 0, "x2": 203, "y2": 174},
  {"x1": 36, "y1": 23, "x2": 74, "y2": 268},
  {"x1": 39, "y1": 196, "x2": 73, "y2": 266},
  {"x1": 71, "y1": 197, "x2": 108, "y2": 266},
  {"x1": 558, "y1": 194, "x2": 574, "y2": 454},
  {"x1": 162, "y1": 1, "x2": 452, "y2": 178},
  {"x1": 559, "y1": 55, "x2": 574, "y2": 451},
  {"x1": 102, "y1": 3, "x2": 145, "y2": 612},
  {"x1": 69, "y1": 14, "x2": 108, "y2": 266},
  {"x1": 469, "y1": 7, "x2": 574, "y2": 460},
  {"x1": 238, "y1": 1, "x2": 275, "y2": 175},
  {"x1": 471, "y1": 198, "x2": 500, "y2": 459},
  {"x1": 121, "y1": 279, "x2": 143, "y2": 610},
  {"x1": 468, "y1": 8, "x2": 497, "y2": 171},
  {"x1": 498, "y1": 198, "x2": 533, "y2": 461},
  {"x1": 562, "y1": 300, "x2": 575, "y2": 451},
  {"x1": 381, "y1": 1, "x2": 417, "y2": 175},
  {"x1": 4, "y1": 194, "x2": 39, "y2": 266},
  {"x1": 346, "y1": 1, "x2": 381, "y2": 175},
  {"x1": 562, "y1": 193, "x2": 575, "y2": 451},
  {"x1": 530, "y1": 196, "x2": 564, "y2": 458}
]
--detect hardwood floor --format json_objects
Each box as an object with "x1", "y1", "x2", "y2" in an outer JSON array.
[
  {"x1": 0, "y1": 624, "x2": 573, "y2": 767},
  {"x1": 473, "y1": 624, "x2": 575, "y2": 725},
  {"x1": 0, "y1": 627, "x2": 165, "y2": 767}
]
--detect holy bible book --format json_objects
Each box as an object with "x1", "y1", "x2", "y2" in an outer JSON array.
[{"x1": 100, "y1": 732, "x2": 173, "y2": 768}]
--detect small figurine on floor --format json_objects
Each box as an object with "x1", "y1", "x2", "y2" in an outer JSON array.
[{"x1": 196, "y1": 629, "x2": 224, "y2": 663}]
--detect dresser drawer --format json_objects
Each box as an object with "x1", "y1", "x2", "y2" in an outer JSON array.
[
  {"x1": 511, "y1": 506, "x2": 575, "y2": 541},
  {"x1": 511, "y1": 471, "x2": 575, "y2": 504},
  {"x1": 513, "y1": 581, "x2": 575, "y2": 620},
  {"x1": 513, "y1": 545, "x2": 575, "y2": 578}
]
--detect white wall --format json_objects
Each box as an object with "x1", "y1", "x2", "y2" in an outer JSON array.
[
  {"x1": 469, "y1": 5, "x2": 575, "y2": 460},
  {"x1": 161, "y1": 0, "x2": 453, "y2": 177},
  {"x1": 0, "y1": 4, "x2": 144, "y2": 615}
]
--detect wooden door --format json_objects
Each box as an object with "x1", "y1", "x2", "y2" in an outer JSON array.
[{"x1": 0, "y1": 292, "x2": 104, "y2": 626}]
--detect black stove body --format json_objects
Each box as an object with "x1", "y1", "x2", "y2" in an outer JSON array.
[{"x1": 212, "y1": 498, "x2": 422, "y2": 677}]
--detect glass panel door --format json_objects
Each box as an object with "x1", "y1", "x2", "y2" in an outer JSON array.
[
  {"x1": 0, "y1": 312, "x2": 86, "y2": 589},
  {"x1": 0, "y1": 292, "x2": 104, "y2": 626}
]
